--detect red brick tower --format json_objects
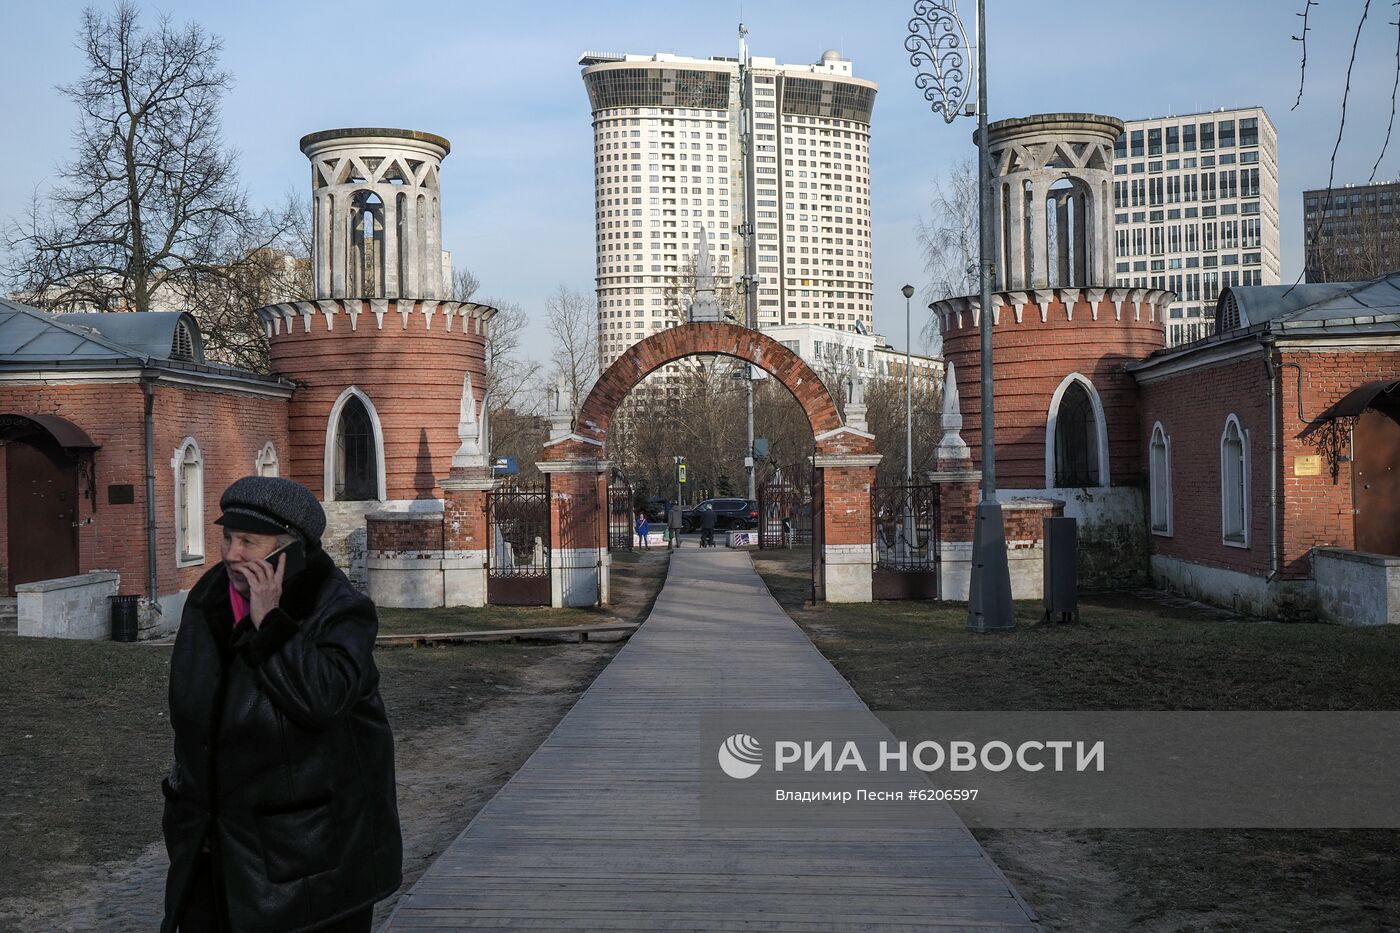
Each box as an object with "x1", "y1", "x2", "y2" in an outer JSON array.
[
  {"x1": 255, "y1": 128, "x2": 495, "y2": 577},
  {"x1": 931, "y1": 114, "x2": 1172, "y2": 585}
]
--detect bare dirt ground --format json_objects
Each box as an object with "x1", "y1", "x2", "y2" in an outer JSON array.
[
  {"x1": 751, "y1": 549, "x2": 1400, "y2": 932},
  {"x1": 0, "y1": 549, "x2": 668, "y2": 932}
]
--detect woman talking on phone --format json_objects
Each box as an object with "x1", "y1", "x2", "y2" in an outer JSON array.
[{"x1": 161, "y1": 476, "x2": 402, "y2": 932}]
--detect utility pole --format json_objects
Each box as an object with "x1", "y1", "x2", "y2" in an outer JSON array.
[
  {"x1": 739, "y1": 22, "x2": 759, "y2": 501},
  {"x1": 902, "y1": 283, "x2": 915, "y2": 484},
  {"x1": 966, "y1": 0, "x2": 1014, "y2": 632},
  {"x1": 906, "y1": 0, "x2": 1013, "y2": 632}
]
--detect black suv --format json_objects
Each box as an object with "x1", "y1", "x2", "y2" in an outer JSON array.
[{"x1": 681, "y1": 498, "x2": 758, "y2": 532}]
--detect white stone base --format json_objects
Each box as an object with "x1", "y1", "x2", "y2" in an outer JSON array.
[
  {"x1": 1313, "y1": 548, "x2": 1399, "y2": 626},
  {"x1": 367, "y1": 554, "x2": 444, "y2": 608},
  {"x1": 1150, "y1": 554, "x2": 1315, "y2": 619},
  {"x1": 552, "y1": 547, "x2": 601, "y2": 608},
  {"x1": 443, "y1": 550, "x2": 488, "y2": 608},
  {"x1": 823, "y1": 544, "x2": 873, "y2": 603},
  {"x1": 17, "y1": 572, "x2": 120, "y2": 639},
  {"x1": 366, "y1": 549, "x2": 491, "y2": 609},
  {"x1": 937, "y1": 542, "x2": 1045, "y2": 601}
]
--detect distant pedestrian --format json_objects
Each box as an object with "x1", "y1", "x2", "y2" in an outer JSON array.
[
  {"x1": 636, "y1": 512, "x2": 649, "y2": 548},
  {"x1": 700, "y1": 505, "x2": 717, "y2": 548},
  {"x1": 668, "y1": 502, "x2": 683, "y2": 549},
  {"x1": 162, "y1": 476, "x2": 401, "y2": 933}
]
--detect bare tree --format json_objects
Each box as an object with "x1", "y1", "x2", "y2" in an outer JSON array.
[
  {"x1": 916, "y1": 157, "x2": 979, "y2": 354},
  {"x1": 545, "y1": 284, "x2": 599, "y2": 414},
  {"x1": 4, "y1": 2, "x2": 291, "y2": 314},
  {"x1": 452, "y1": 267, "x2": 481, "y2": 302}
]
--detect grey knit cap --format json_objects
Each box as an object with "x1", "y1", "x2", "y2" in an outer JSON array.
[{"x1": 216, "y1": 476, "x2": 326, "y2": 547}]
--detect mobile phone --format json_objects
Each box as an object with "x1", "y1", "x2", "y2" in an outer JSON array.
[{"x1": 262, "y1": 538, "x2": 306, "y2": 579}]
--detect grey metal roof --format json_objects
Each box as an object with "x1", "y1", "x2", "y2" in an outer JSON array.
[
  {"x1": 1216, "y1": 273, "x2": 1400, "y2": 335},
  {"x1": 51, "y1": 309, "x2": 203, "y2": 362},
  {"x1": 0, "y1": 298, "x2": 287, "y2": 389},
  {"x1": 0, "y1": 299, "x2": 146, "y2": 363}
]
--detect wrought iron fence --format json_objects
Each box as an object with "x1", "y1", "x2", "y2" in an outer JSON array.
[
  {"x1": 486, "y1": 481, "x2": 550, "y2": 605},
  {"x1": 871, "y1": 482, "x2": 939, "y2": 599},
  {"x1": 757, "y1": 464, "x2": 813, "y2": 549},
  {"x1": 607, "y1": 476, "x2": 634, "y2": 551}
]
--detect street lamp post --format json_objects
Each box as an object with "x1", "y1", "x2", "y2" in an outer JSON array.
[
  {"x1": 901, "y1": 283, "x2": 915, "y2": 485},
  {"x1": 907, "y1": 0, "x2": 1014, "y2": 633}
]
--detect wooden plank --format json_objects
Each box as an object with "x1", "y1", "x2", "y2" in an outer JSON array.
[
  {"x1": 376, "y1": 622, "x2": 638, "y2": 646},
  {"x1": 384, "y1": 550, "x2": 1039, "y2": 931}
]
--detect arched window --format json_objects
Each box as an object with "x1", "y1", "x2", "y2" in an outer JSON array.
[
  {"x1": 255, "y1": 441, "x2": 280, "y2": 478},
  {"x1": 1220, "y1": 415, "x2": 1250, "y2": 546},
  {"x1": 336, "y1": 395, "x2": 377, "y2": 500},
  {"x1": 1149, "y1": 423, "x2": 1172, "y2": 535},
  {"x1": 1053, "y1": 381, "x2": 1101, "y2": 487},
  {"x1": 171, "y1": 438, "x2": 204, "y2": 565},
  {"x1": 349, "y1": 190, "x2": 385, "y2": 298}
]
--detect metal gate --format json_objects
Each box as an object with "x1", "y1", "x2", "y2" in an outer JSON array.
[
  {"x1": 486, "y1": 481, "x2": 551, "y2": 606},
  {"x1": 607, "y1": 472, "x2": 634, "y2": 552},
  {"x1": 871, "y1": 483, "x2": 939, "y2": 600},
  {"x1": 757, "y1": 465, "x2": 812, "y2": 549}
]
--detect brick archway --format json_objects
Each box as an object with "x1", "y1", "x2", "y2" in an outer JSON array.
[
  {"x1": 573, "y1": 322, "x2": 843, "y2": 451},
  {"x1": 534, "y1": 323, "x2": 879, "y2": 607}
]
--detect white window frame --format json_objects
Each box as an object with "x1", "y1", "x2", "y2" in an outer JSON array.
[
  {"x1": 1220, "y1": 414, "x2": 1250, "y2": 548},
  {"x1": 1045, "y1": 372, "x2": 1111, "y2": 490},
  {"x1": 171, "y1": 437, "x2": 205, "y2": 567},
  {"x1": 324, "y1": 385, "x2": 387, "y2": 502},
  {"x1": 255, "y1": 441, "x2": 280, "y2": 478},
  {"x1": 1148, "y1": 422, "x2": 1173, "y2": 536}
]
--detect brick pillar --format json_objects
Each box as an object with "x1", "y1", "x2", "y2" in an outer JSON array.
[
  {"x1": 537, "y1": 458, "x2": 610, "y2": 608},
  {"x1": 813, "y1": 453, "x2": 881, "y2": 603},
  {"x1": 441, "y1": 467, "x2": 494, "y2": 607},
  {"x1": 929, "y1": 452, "x2": 981, "y2": 601}
]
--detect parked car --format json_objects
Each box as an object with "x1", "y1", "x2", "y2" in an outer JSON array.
[{"x1": 681, "y1": 498, "x2": 759, "y2": 532}]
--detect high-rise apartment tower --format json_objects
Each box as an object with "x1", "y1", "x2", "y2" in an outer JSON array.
[
  {"x1": 1113, "y1": 107, "x2": 1279, "y2": 346},
  {"x1": 579, "y1": 48, "x2": 877, "y2": 367}
]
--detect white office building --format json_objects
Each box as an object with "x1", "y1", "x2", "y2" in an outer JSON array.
[
  {"x1": 579, "y1": 48, "x2": 877, "y2": 368},
  {"x1": 1113, "y1": 107, "x2": 1280, "y2": 346}
]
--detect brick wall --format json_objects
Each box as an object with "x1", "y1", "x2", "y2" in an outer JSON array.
[
  {"x1": 267, "y1": 299, "x2": 488, "y2": 502},
  {"x1": 366, "y1": 514, "x2": 444, "y2": 553},
  {"x1": 1276, "y1": 347, "x2": 1400, "y2": 575},
  {"x1": 942, "y1": 292, "x2": 1164, "y2": 489},
  {"x1": 1138, "y1": 344, "x2": 1400, "y2": 581},
  {"x1": 0, "y1": 379, "x2": 289, "y2": 598}
]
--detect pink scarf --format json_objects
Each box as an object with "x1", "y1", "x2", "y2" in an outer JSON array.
[{"x1": 228, "y1": 582, "x2": 250, "y2": 626}]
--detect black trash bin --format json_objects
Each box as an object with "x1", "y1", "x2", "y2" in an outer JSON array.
[{"x1": 111, "y1": 594, "x2": 139, "y2": 642}]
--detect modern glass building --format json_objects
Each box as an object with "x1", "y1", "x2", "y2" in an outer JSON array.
[
  {"x1": 1113, "y1": 107, "x2": 1280, "y2": 346},
  {"x1": 579, "y1": 49, "x2": 877, "y2": 367}
]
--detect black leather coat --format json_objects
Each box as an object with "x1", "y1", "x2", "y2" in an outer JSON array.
[{"x1": 161, "y1": 547, "x2": 402, "y2": 932}]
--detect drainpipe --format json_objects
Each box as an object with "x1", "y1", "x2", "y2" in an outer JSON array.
[
  {"x1": 1262, "y1": 335, "x2": 1280, "y2": 581},
  {"x1": 142, "y1": 375, "x2": 160, "y2": 608}
]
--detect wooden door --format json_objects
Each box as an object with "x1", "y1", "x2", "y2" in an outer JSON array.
[
  {"x1": 1353, "y1": 408, "x2": 1400, "y2": 556},
  {"x1": 6, "y1": 433, "x2": 80, "y2": 595}
]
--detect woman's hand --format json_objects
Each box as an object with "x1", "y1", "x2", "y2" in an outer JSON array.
[{"x1": 239, "y1": 554, "x2": 286, "y2": 628}]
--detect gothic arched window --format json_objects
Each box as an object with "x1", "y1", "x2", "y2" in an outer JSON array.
[
  {"x1": 335, "y1": 395, "x2": 378, "y2": 501},
  {"x1": 1054, "y1": 381, "x2": 1101, "y2": 487}
]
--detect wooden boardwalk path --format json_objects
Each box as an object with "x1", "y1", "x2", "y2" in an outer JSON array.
[{"x1": 385, "y1": 549, "x2": 1039, "y2": 931}]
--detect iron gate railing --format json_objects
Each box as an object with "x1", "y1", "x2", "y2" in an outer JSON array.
[
  {"x1": 607, "y1": 476, "x2": 634, "y2": 551},
  {"x1": 871, "y1": 482, "x2": 939, "y2": 600},
  {"x1": 486, "y1": 481, "x2": 551, "y2": 606},
  {"x1": 757, "y1": 465, "x2": 813, "y2": 549}
]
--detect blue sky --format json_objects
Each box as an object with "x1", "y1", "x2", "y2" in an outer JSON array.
[{"x1": 3, "y1": 0, "x2": 1398, "y2": 360}]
